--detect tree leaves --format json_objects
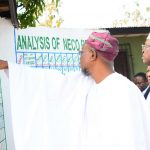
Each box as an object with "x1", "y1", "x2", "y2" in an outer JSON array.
[
  {"x1": 37, "y1": 0, "x2": 63, "y2": 28},
  {"x1": 113, "y1": 0, "x2": 150, "y2": 27},
  {"x1": 17, "y1": 0, "x2": 61, "y2": 28}
]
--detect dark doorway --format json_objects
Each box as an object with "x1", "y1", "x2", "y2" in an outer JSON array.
[
  {"x1": 114, "y1": 51, "x2": 130, "y2": 78},
  {"x1": 114, "y1": 43, "x2": 134, "y2": 79}
]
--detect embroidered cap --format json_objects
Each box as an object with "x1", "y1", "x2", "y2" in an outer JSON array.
[{"x1": 85, "y1": 32, "x2": 119, "y2": 61}]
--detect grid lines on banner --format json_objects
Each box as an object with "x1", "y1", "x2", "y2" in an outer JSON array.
[
  {"x1": 0, "y1": 78, "x2": 7, "y2": 150},
  {"x1": 16, "y1": 52, "x2": 81, "y2": 74}
]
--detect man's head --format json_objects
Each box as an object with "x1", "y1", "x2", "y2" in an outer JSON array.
[
  {"x1": 80, "y1": 31, "x2": 119, "y2": 76},
  {"x1": 142, "y1": 33, "x2": 150, "y2": 65},
  {"x1": 133, "y1": 72, "x2": 148, "y2": 91}
]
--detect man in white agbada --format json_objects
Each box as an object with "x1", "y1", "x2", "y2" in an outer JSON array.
[
  {"x1": 145, "y1": 66, "x2": 150, "y2": 107},
  {"x1": 0, "y1": 32, "x2": 150, "y2": 150},
  {"x1": 142, "y1": 33, "x2": 150, "y2": 109}
]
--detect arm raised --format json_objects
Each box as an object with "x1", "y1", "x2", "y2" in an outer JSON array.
[{"x1": 0, "y1": 60, "x2": 8, "y2": 69}]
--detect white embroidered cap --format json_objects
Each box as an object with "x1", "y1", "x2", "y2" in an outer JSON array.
[{"x1": 147, "y1": 33, "x2": 150, "y2": 39}]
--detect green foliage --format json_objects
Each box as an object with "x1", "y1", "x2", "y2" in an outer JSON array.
[
  {"x1": 37, "y1": 0, "x2": 63, "y2": 28},
  {"x1": 52, "y1": 0, "x2": 60, "y2": 7},
  {"x1": 17, "y1": 0, "x2": 60, "y2": 28}
]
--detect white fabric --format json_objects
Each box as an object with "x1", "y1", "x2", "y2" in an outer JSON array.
[
  {"x1": 147, "y1": 33, "x2": 150, "y2": 39},
  {"x1": 7, "y1": 62, "x2": 150, "y2": 150},
  {"x1": 144, "y1": 86, "x2": 150, "y2": 109},
  {"x1": 146, "y1": 94, "x2": 150, "y2": 109},
  {"x1": 142, "y1": 86, "x2": 149, "y2": 95}
]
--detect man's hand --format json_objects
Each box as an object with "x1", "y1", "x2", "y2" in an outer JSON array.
[{"x1": 0, "y1": 60, "x2": 8, "y2": 69}]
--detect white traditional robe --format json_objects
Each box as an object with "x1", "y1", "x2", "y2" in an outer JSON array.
[
  {"x1": 5, "y1": 62, "x2": 150, "y2": 150},
  {"x1": 143, "y1": 86, "x2": 150, "y2": 109}
]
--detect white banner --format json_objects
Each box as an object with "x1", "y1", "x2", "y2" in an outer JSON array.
[{"x1": 14, "y1": 27, "x2": 101, "y2": 74}]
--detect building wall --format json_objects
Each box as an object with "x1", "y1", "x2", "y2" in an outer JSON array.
[{"x1": 118, "y1": 35, "x2": 148, "y2": 77}]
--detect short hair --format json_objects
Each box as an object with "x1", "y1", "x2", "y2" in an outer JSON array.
[{"x1": 134, "y1": 72, "x2": 147, "y2": 82}]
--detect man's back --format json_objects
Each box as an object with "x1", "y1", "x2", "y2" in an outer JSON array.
[{"x1": 83, "y1": 72, "x2": 150, "y2": 150}]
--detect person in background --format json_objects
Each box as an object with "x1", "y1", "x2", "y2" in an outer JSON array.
[
  {"x1": 141, "y1": 33, "x2": 150, "y2": 101},
  {"x1": 132, "y1": 72, "x2": 148, "y2": 92},
  {"x1": 146, "y1": 66, "x2": 150, "y2": 84},
  {"x1": 142, "y1": 33, "x2": 150, "y2": 65},
  {"x1": 145, "y1": 66, "x2": 150, "y2": 101},
  {"x1": 0, "y1": 31, "x2": 150, "y2": 150}
]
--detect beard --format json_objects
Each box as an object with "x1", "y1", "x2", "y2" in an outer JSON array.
[{"x1": 81, "y1": 68, "x2": 90, "y2": 76}]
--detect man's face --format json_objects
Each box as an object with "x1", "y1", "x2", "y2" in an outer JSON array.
[
  {"x1": 142, "y1": 39, "x2": 150, "y2": 65},
  {"x1": 79, "y1": 44, "x2": 93, "y2": 76},
  {"x1": 133, "y1": 76, "x2": 147, "y2": 91},
  {"x1": 146, "y1": 66, "x2": 150, "y2": 84}
]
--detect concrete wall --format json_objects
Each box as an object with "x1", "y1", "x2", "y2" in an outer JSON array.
[
  {"x1": 0, "y1": 18, "x2": 15, "y2": 61},
  {"x1": 0, "y1": 17, "x2": 16, "y2": 150}
]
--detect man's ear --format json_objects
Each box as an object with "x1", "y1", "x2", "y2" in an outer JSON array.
[{"x1": 90, "y1": 50, "x2": 97, "y2": 61}]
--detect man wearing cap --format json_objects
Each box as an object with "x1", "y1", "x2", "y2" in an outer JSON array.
[{"x1": 0, "y1": 31, "x2": 150, "y2": 150}]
